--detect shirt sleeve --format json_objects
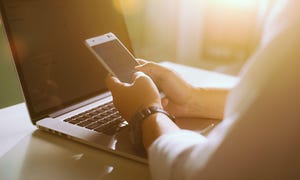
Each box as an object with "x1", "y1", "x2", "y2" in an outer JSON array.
[
  {"x1": 148, "y1": 14, "x2": 300, "y2": 180},
  {"x1": 148, "y1": 130, "x2": 207, "y2": 180},
  {"x1": 148, "y1": 115, "x2": 236, "y2": 180},
  {"x1": 149, "y1": 64, "x2": 300, "y2": 179}
]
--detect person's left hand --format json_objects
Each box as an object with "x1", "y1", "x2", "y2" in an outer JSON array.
[{"x1": 106, "y1": 72, "x2": 162, "y2": 121}]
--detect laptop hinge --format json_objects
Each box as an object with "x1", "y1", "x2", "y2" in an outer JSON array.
[{"x1": 49, "y1": 92, "x2": 111, "y2": 118}]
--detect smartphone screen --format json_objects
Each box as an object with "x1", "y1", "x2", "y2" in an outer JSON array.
[{"x1": 87, "y1": 33, "x2": 138, "y2": 83}]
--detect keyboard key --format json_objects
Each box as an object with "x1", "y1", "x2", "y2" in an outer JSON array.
[
  {"x1": 89, "y1": 111, "x2": 99, "y2": 116},
  {"x1": 94, "y1": 124, "x2": 109, "y2": 132},
  {"x1": 76, "y1": 118, "x2": 95, "y2": 127},
  {"x1": 68, "y1": 117, "x2": 85, "y2": 124},
  {"x1": 94, "y1": 114, "x2": 105, "y2": 120},
  {"x1": 86, "y1": 121, "x2": 104, "y2": 130},
  {"x1": 103, "y1": 121, "x2": 128, "y2": 135},
  {"x1": 63, "y1": 118, "x2": 73, "y2": 122},
  {"x1": 63, "y1": 101, "x2": 128, "y2": 133}
]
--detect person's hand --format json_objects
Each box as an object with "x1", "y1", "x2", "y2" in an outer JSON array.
[
  {"x1": 106, "y1": 72, "x2": 162, "y2": 121},
  {"x1": 135, "y1": 59, "x2": 195, "y2": 118},
  {"x1": 136, "y1": 59, "x2": 229, "y2": 119}
]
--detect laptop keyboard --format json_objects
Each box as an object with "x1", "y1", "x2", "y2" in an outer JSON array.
[{"x1": 63, "y1": 102, "x2": 128, "y2": 135}]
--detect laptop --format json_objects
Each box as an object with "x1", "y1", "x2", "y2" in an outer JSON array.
[{"x1": 0, "y1": 0, "x2": 147, "y2": 163}]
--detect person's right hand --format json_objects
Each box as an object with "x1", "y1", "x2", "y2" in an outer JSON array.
[{"x1": 136, "y1": 59, "x2": 195, "y2": 118}]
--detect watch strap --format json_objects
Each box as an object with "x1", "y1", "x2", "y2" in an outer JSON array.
[{"x1": 129, "y1": 106, "x2": 175, "y2": 152}]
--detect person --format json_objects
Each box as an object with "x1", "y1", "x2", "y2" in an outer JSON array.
[{"x1": 106, "y1": 0, "x2": 300, "y2": 179}]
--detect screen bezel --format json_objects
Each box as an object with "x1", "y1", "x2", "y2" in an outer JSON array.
[{"x1": 0, "y1": 0, "x2": 134, "y2": 123}]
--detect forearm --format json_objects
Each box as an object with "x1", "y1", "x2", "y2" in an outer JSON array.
[
  {"x1": 187, "y1": 87, "x2": 230, "y2": 119},
  {"x1": 142, "y1": 113, "x2": 180, "y2": 149}
]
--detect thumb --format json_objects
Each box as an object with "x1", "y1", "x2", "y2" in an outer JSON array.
[
  {"x1": 132, "y1": 71, "x2": 154, "y2": 86},
  {"x1": 132, "y1": 71, "x2": 147, "y2": 80},
  {"x1": 106, "y1": 74, "x2": 123, "y2": 91}
]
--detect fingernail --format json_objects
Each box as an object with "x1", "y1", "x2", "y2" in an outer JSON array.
[{"x1": 135, "y1": 65, "x2": 143, "y2": 69}]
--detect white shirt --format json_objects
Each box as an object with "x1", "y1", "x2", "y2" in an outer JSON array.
[{"x1": 148, "y1": 0, "x2": 300, "y2": 179}]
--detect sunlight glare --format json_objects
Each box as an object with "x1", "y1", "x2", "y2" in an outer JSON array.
[
  {"x1": 211, "y1": 0, "x2": 259, "y2": 9},
  {"x1": 113, "y1": 0, "x2": 141, "y2": 15}
]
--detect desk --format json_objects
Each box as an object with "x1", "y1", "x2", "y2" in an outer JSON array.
[{"x1": 0, "y1": 62, "x2": 238, "y2": 180}]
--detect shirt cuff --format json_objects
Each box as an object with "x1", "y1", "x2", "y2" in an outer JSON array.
[{"x1": 148, "y1": 130, "x2": 206, "y2": 180}]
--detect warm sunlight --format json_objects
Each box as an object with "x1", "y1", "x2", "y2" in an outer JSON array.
[
  {"x1": 211, "y1": 0, "x2": 259, "y2": 8},
  {"x1": 120, "y1": 0, "x2": 272, "y2": 73},
  {"x1": 113, "y1": 0, "x2": 142, "y2": 15},
  {"x1": 200, "y1": 0, "x2": 268, "y2": 62}
]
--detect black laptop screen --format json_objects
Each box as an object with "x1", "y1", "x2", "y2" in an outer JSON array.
[{"x1": 0, "y1": 0, "x2": 133, "y2": 122}]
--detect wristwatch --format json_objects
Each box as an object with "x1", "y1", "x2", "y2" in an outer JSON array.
[{"x1": 129, "y1": 106, "x2": 175, "y2": 152}]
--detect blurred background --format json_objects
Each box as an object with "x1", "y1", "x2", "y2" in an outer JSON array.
[
  {"x1": 0, "y1": 17, "x2": 23, "y2": 108},
  {"x1": 0, "y1": 0, "x2": 277, "y2": 108},
  {"x1": 120, "y1": 0, "x2": 276, "y2": 73}
]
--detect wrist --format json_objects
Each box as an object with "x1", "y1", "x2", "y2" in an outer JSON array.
[
  {"x1": 179, "y1": 86, "x2": 202, "y2": 116},
  {"x1": 188, "y1": 87, "x2": 229, "y2": 119},
  {"x1": 129, "y1": 106, "x2": 175, "y2": 151},
  {"x1": 142, "y1": 112, "x2": 179, "y2": 149}
]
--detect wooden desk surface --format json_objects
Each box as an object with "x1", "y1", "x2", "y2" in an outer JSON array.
[{"x1": 0, "y1": 62, "x2": 238, "y2": 180}]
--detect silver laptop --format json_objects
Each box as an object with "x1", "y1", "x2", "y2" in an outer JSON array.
[{"x1": 0, "y1": 0, "x2": 147, "y2": 163}]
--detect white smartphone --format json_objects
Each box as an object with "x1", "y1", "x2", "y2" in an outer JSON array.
[{"x1": 85, "y1": 32, "x2": 139, "y2": 83}]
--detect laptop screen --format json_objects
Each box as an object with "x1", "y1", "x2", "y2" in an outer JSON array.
[{"x1": 0, "y1": 0, "x2": 133, "y2": 122}]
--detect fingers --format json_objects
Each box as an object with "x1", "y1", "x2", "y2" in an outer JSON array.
[
  {"x1": 136, "y1": 62, "x2": 175, "y2": 90},
  {"x1": 136, "y1": 61, "x2": 162, "y2": 78},
  {"x1": 135, "y1": 59, "x2": 155, "y2": 70},
  {"x1": 136, "y1": 59, "x2": 148, "y2": 65},
  {"x1": 106, "y1": 71, "x2": 152, "y2": 92},
  {"x1": 132, "y1": 71, "x2": 152, "y2": 85},
  {"x1": 132, "y1": 71, "x2": 146, "y2": 79},
  {"x1": 161, "y1": 98, "x2": 169, "y2": 108},
  {"x1": 135, "y1": 59, "x2": 158, "y2": 79}
]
